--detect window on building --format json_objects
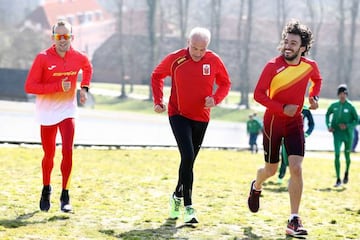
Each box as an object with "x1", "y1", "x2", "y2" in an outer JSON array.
[
  {"x1": 95, "y1": 10, "x2": 103, "y2": 21},
  {"x1": 67, "y1": 15, "x2": 75, "y2": 25},
  {"x1": 77, "y1": 12, "x2": 85, "y2": 24}
]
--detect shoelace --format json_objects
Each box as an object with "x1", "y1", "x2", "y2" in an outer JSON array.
[
  {"x1": 291, "y1": 218, "x2": 303, "y2": 229},
  {"x1": 174, "y1": 199, "x2": 181, "y2": 211}
]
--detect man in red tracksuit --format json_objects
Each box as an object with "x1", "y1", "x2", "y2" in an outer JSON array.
[
  {"x1": 247, "y1": 19, "x2": 322, "y2": 238},
  {"x1": 25, "y1": 20, "x2": 93, "y2": 212},
  {"x1": 151, "y1": 27, "x2": 231, "y2": 224}
]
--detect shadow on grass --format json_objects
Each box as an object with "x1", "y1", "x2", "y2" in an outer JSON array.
[
  {"x1": 100, "y1": 218, "x2": 190, "y2": 240},
  {"x1": 242, "y1": 226, "x2": 263, "y2": 239},
  {"x1": 315, "y1": 186, "x2": 346, "y2": 192},
  {"x1": 261, "y1": 181, "x2": 288, "y2": 193},
  {"x1": 0, "y1": 210, "x2": 70, "y2": 228},
  {"x1": 242, "y1": 227, "x2": 304, "y2": 240},
  {"x1": 263, "y1": 186, "x2": 288, "y2": 193},
  {"x1": 0, "y1": 211, "x2": 45, "y2": 228},
  {"x1": 265, "y1": 181, "x2": 350, "y2": 193}
]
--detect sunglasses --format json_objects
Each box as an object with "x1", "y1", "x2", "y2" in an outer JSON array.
[{"x1": 53, "y1": 33, "x2": 72, "y2": 41}]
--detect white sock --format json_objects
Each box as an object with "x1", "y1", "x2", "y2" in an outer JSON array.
[
  {"x1": 252, "y1": 183, "x2": 262, "y2": 191},
  {"x1": 289, "y1": 214, "x2": 299, "y2": 221}
]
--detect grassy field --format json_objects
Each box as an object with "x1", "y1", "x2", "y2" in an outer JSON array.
[{"x1": 0, "y1": 147, "x2": 359, "y2": 239}]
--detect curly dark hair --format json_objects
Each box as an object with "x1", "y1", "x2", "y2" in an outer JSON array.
[{"x1": 278, "y1": 19, "x2": 313, "y2": 56}]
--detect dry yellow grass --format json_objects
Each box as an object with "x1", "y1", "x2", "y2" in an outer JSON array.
[{"x1": 0, "y1": 146, "x2": 359, "y2": 239}]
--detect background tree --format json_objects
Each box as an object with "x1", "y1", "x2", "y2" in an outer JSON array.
[
  {"x1": 0, "y1": 28, "x2": 48, "y2": 69},
  {"x1": 238, "y1": 0, "x2": 253, "y2": 108},
  {"x1": 336, "y1": 0, "x2": 345, "y2": 87},
  {"x1": 116, "y1": 0, "x2": 127, "y2": 99},
  {"x1": 276, "y1": 0, "x2": 287, "y2": 41},
  {"x1": 344, "y1": 0, "x2": 359, "y2": 91},
  {"x1": 4, "y1": 0, "x2": 360, "y2": 100},
  {"x1": 126, "y1": 7, "x2": 136, "y2": 93},
  {"x1": 178, "y1": 0, "x2": 189, "y2": 46},
  {"x1": 210, "y1": 0, "x2": 222, "y2": 53},
  {"x1": 147, "y1": 0, "x2": 158, "y2": 101},
  {"x1": 235, "y1": 0, "x2": 245, "y2": 106},
  {"x1": 306, "y1": 0, "x2": 324, "y2": 60}
]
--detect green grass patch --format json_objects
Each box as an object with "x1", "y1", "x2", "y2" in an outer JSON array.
[
  {"x1": 93, "y1": 94, "x2": 254, "y2": 122},
  {"x1": 0, "y1": 147, "x2": 359, "y2": 239}
]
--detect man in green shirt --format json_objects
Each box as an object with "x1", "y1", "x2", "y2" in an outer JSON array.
[
  {"x1": 246, "y1": 114, "x2": 263, "y2": 153},
  {"x1": 325, "y1": 84, "x2": 358, "y2": 187}
]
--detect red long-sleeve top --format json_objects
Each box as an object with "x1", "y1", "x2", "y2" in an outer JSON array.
[
  {"x1": 151, "y1": 48, "x2": 231, "y2": 122},
  {"x1": 254, "y1": 55, "x2": 322, "y2": 117},
  {"x1": 24, "y1": 45, "x2": 92, "y2": 125}
]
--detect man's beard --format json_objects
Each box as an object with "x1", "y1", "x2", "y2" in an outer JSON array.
[{"x1": 283, "y1": 48, "x2": 300, "y2": 61}]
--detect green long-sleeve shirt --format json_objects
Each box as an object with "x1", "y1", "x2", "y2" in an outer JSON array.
[
  {"x1": 247, "y1": 119, "x2": 262, "y2": 134},
  {"x1": 325, "y1": 100, "x2": 358, "y2": 135}
]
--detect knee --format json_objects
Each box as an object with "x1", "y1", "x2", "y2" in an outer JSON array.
[
  {"x1": 264, "y1": 165, "x2": 278, "y2": 177},
  {"x1": 43, "y1": 152, "x2": 55, "y2": 160},
  {"x1": 61, "y1": 147, "x2": 73, "y2": 160},
  {"x1": 289, "y1": 165, "x2": 302, "y2": 177}
]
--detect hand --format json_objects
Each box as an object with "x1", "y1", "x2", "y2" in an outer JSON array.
[
  {"x1": 62, "y1": 77, "x2": 71, "y2": 92},
  {"x1": 283, "y1": 104, "x2": 298, "y2": 117},
  {"x1": 309, "y1": 96, "x2": 318, "y2": 110},
  {"x1": 79, "y1": 88, "x2": 88, "y2": 105},
  {"x1": 339, "y1": 123, "x2": 347, "y2": 130},
  {"x1": 154, "y1": 104, "x2": 166, "y2": 113},
  {"x1": 204, "y1": 96, "x2": 215, "y2": 108}
]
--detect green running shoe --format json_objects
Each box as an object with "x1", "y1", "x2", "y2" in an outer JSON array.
[
  {"x1": 184, "y1": 206, "x2": 198, "y2": 224},
  {"x1": 169, "y1": 194, "x2": 181, "y2": 219}
]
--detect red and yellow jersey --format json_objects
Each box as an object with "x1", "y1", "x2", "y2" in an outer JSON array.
[
  {"x1": 25, "y1": 45, "x2": 93, "y2": 125},
  {"x1": 151, "y1": 48, "x2": 231, "y2": 122},
  {"x1": 254, "y1": 55, "x2": 322, "y2": 117}
]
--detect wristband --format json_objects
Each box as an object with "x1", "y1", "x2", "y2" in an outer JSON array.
[{"x1": 81, "y1": 86, "x2": 89, "y2": 92}]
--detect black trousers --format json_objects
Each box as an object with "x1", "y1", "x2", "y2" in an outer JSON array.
[{"x1": 169, "y1": 115, "x2": 208, "y2": 206}]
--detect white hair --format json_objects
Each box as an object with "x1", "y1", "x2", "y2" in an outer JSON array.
[{"x1": 188, "y1": 27, "x2": 211, "y2": 45}]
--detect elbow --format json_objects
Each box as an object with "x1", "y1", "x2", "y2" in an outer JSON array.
[
  {"x1": 24, "y1": 84, "x2": 31, "y2": 94},
  {"x1": 24, "y1": 82, "x2": 36, "y2": 94},
  {"x1": 253, "y1": 91, "x2": 260, "y2": 103}
]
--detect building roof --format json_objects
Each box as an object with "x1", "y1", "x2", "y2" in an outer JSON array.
[{"x1": 23, "y1": 0, "x2": 116, "y2": 59}]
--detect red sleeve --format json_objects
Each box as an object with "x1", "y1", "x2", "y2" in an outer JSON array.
[
  {"x1": 213, "y1": 57, "x2": 231, "y2": 105},
  {"x1": 24, "y1": 54, "x2": 62, "y2": 94},
  {"x1": 254, "y1": 63, "x2": 284, "y2": 114},
  {"x1": 79, "y1": 54, "x2": 93, "y2": 89},
  {"x1": 308, "y1": 61, "x2": 322, "y2": 98},
  {"x1": 151, "y1": 55, "x2": 172, "y2": 105}
]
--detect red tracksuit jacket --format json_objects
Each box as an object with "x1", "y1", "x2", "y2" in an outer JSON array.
[
  {"x1": 151, "y1": 48, "x2": 231, "y2": 122},
  {"x1": 25, "y1": 45, "x2": 92, "y2": 125}
]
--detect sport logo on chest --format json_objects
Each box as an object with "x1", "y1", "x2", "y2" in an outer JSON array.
[{"x1": 203, "y1": 64, "x2": 210, "y2": 75}]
